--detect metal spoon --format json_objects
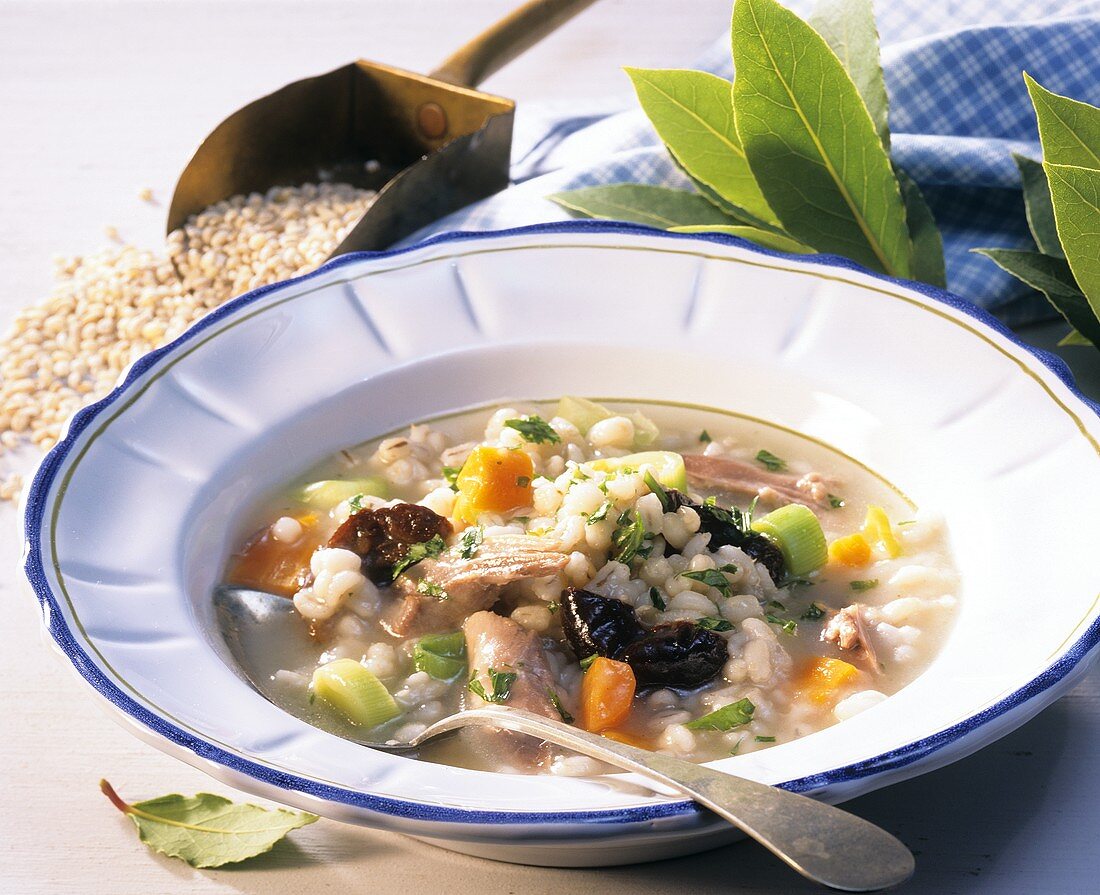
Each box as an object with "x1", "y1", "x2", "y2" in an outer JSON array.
[{"x1": 215, "y1": 586, "x2": 914, "y2": 891}]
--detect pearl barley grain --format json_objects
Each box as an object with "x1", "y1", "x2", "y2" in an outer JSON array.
[{"x1": 0, "y1": 183, "x2": 375, "y2": 499}]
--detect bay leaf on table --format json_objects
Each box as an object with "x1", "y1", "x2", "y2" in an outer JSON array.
[
  {"x1": 671, "y1": 224, "x2": 814, "y2": 254},
  {"x1": 895, "y1": 165, "x2": 946, "y2": 287},
  {"x1": 101, "y1": 779, "x2": 318, "y2": 868},
  {"x1": 1014, "y1": 154, "x2": 1063, "y2": 258},
  {"x1": 1045, "y1": 162, "x2": 1100, "y2": 318},
  {"x1": 548, "y1": 184, "x2": 740, "y2": 229},
  {"x1": 625, "y1": 67, "x2": 778, "y2": 227},
  {"x1": 1025, "y1": 73, "x2": 1100, "y2": 169},
  {"x1": 731, "y1": 0, "x2": 912, "y2": 278}
]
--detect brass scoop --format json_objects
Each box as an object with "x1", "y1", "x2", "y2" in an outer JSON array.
[{"x1": 167, "y1": 0, "x2": 598, "y2": 256}]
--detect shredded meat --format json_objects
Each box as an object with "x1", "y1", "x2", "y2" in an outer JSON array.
[
  {"x1": 821, "y1": 603, "x2": 880, "y2": 671},
  {"x1": 328, "y1": 503, "x2": 452, "y2": 584},
  {"x1": 383, "y1": 535, "x2": 568, "y2": 636},
  {"x1": 684, "y1": 454, "x2": 834, "y2": 507}
]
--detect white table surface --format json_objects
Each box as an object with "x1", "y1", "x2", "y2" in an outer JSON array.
[{"x1": 2, "y1": 2, "x2": 1098, "y2": 893}]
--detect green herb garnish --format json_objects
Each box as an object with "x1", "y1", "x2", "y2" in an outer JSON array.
[
  {"x1": 696, "y1": 616, "x2": 734, "y2": 632},
  {"x1": 546, "y1": 600, "x2": 560, "y2": 613},
  {"x1": 765, "y1": 613, "x2": 798, "y2": 635},
  {"x1": 459, "y1": 525, "x2": 483, "y2": 559},
  {"x1": 681, "y1": 568, "x2": 733, "y2": 598},
  {"x1": 468, "y1": 667, "x2": 517, "y2": 704},
  {"x1": 699, "y1": 430, "x2": 712, "y2": 443},
  {"x1": 442, "y1": 465, "x2": 462, "y2": 490},
  {"x1": 611, "y1": 509, "x2": 646, "y2": 563},
  {"x1": 644, "y1": 470, "x2": 676, "y2": 513},
  {"x1": 827, "y1": 493, "x2": 846, "y2": 509},
  {"x1": 503, "y1": 415, "x2": 561, "y2": 444},
  {"x1": 548, "y1": 690, "x2": 574, "y2": 724},
  {"x1": 801, "y1": 601, "x2": 826, "y2": 620},
  {"x1": 348, "y1": 493, "x2": 366, "y2": 512},
  {"x1": 685, "y1": 698, "x2": 755, "y2": 731},
  {"x1": 755, "y1": 449, "x2": 786, "y2": 472},
  {"x1": 649, "y1": 587, "x2": 666, "y2": 610},
  {"x1": 755, "y1": 735, "x2": 776, "y2": 743},
  {"x1": 586, "y1": 499, "x2": 614, "y2": 525},
  {"x1": 579, "y1": 654, "x2": 598, "y2": 672},
  {"x1": 850, "y1": 579, "x2": 879, "y2": 592},
  {"x1": 391, "y1": 534, "x2": 446, "y2": 579},
  {"x1": 416, "y1": 578, "x2": 449, "y2": 601}
]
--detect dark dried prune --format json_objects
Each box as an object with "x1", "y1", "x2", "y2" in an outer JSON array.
[
  {"x1": 561, "y1": 587, "x2": 643, "y2": 661},
  {"x1": 618, "y1": 621, "x2": 727, "y2": 688},
  {"x1": 328, "y1": 503, "x2": 452, "y2": 584},
  {"x1": 692, "y1": 501, "x2": 787, "y2": 583}
]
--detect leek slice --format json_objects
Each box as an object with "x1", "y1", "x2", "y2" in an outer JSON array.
[
  {"x1": 311, "y1": 659, "x2": 400, "y2": 727},
  {"x1": 751, "y1": 504, "x2": 828, "y2": 577},
  {"x1": 588, "y1": 451, "x2": 687, "y2": 490},
  {"x1": 297, "y1": 477, "x2": 389, "y2": 509},
  {"x1": 413, "y1": 631, "x2": 467, "y2": 681},
  {"x1": 556, "y1": 395, "x2": 612, "y2": 434}
]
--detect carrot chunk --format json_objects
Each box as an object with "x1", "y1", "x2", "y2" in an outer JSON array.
[
  {"x1": 226, "y1": 515, "x2": 318, "y2": 596},
  {"x1": 796, "y1": 656, "x2": 862, "y2": 707},
  {"x1": 580, "y1": 657, "x2": 637, "y2": 732},
  {"x1": 828, "y1": 532, "x2": 872, "y2": 567},
  {"x1": 453, "y1": 446, "x2": 534, "y2": 524}
]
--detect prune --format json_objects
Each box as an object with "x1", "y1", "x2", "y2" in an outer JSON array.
[
  {"x1": 692, "y1": 500, "x2": 787, "y2": 583},
  {"x1": 618, "y1": 622, "x2": 727, "y2": 688},
  {"x1": 561, "y1": 588, "x2": 643, "y2": 661},
  {"x1": 328, "y1": 503, "x2": 452, "y2": 584}
]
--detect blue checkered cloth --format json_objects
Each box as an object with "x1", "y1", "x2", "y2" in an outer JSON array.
[{"x1": 406, "y1": 1, "x2": 1100, "y2": 325}]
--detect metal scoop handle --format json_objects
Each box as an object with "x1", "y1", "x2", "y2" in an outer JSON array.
[
  {"x1": 430, "y1": 0, "x2": 599, "y2": 88},
  {"x1": 427, "y1": 707, "x2": 915, "y2": 892}
]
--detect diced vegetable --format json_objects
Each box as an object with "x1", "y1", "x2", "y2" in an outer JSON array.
[
  {"x1": 795, "y1": 656, "x2": 861, "y2": 707},
  {"x1": 296, "y1": 477, "x2": 389, "y2": 509},
  {"x1": 453, "y1": 446, "x2": 534, "y2": 524},
  {"x1": 580, "y1": 657, "x2": 637, "y2": 733},
  {"x1": 311, "y1": 658, "x2": 400, "y2": 727},
  {"x1": 684, "y1": 697, "x2": 756, "y2": 731},
  {"x1": 751, "y1": 504, "x2": 828, "y2": 577},
  {"x1": 828, "y1": 532, "x2": 872, "y2": 567},
  {"x1": 862, "y1": 506, "x2": 901, "y2": 558},
  {"x1": 627, "y1": 411, "x2": 659, "y2": 447},
  {"x1": 413, "y1": 631, "x2": 467, "y2": 681},
  {"x1": 556, "y1": 395, "x2": 613, "y2": 434},
  {"x1": 588, "y1": 450, "x2": 687, "y2": 490},
  {"x1": 226, "y1": 518, "x2": 317, "y2": 597}
]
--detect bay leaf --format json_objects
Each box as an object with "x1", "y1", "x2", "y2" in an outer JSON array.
[
  {"x1": 1025, "y1": 73, "x2": 1100, "y2": 169},
  {"x1": 626, "y1": 67, "x2": 777, "y2": 227},
  {"x1": 895, "y1": 166, "x2": 946, "y2": 287},
  {"x1": 1060, "y1": 329, "x2": 1092, "y2": 347},
  {"x1": 975, "y1": 248, "x2": 1100, "y2": 348},
  {"x1": 101, "y1": 779, "x2": 318, "y2": 868},
  {"x1": 671, "y1": 224, "x2": 814, "y2": 254},
  {"x1": 1044, "y1": 162, "x2": 1100, "y2": 317},
  {"x1": 732, "y1": 0, "x2": 912, "y2": 277},
  {"x1": 673, "y1": 157, "x2": 783, "y2": 231},
  {"x1": 1014, "y1": 154, "x2": 1063, "y2": 257},
  {"x1": 808, "y1": 0, "x2": 890, "y2": 149},
  {"x1": 548, "y1": 184, "x2": 739, "y2": 229}
]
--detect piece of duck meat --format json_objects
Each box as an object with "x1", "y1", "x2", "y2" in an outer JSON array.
[
  {"x1": 683, "y1": 454, "x2": 833, "y2": 508},
  {"x1": 383, "y1": 536, "x2": 569, "y2": 636},
  {"x1": 328, "y1": 503, "x2": 452, "y2": 584},
  {"x1": 463, "y1": 610, "x2": 568, "y2": 769},
  {"x1": 821, "y1": 603, "x2": 880, "y2": 672}
]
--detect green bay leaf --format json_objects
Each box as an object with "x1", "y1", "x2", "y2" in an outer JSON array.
[
  {"x1": 1014, "y1": 154, "x2": 1063, "y2": 257},
  {"x1": 895, "y1": 166, "x2": 946, "y2": 287},
  {"x1": 101, "y1": 779, "x2": 318, "y2": 868},
  {"x1": 1060, "y1": 329, "x2": 1093, "y2": 347},
  {"x1": 548, "y1": 184, "x2": 738, "y2": 229},
  {"x1": 732, "y1": 0, "x2": 912, "y2": 277},
  {"x1": 1045, "y1": 162, "x2": 1100, "y2": 318},
  {"x1": 1025, "y1": 73, "x2": 1100, "y2": 169},
  {"x1": 671, "y1": 224, "x2": 814, "y2": 254},
  {"x1": 974, "y1": 247, "x2": 1100, "y2": 349},
  {"x1": 808, "y1": 0, "x2": 890, "y2": 149},
  {"x1": 625, "y1": 67, "x2": 777, "y2": 226}
]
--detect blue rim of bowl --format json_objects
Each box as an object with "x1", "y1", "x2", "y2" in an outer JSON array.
[{"x1": 22, "y1": 220, "x2": 1100, "y2": 827}]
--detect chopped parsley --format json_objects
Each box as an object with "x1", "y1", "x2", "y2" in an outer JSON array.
[
  {"x1": 348, "y1": 493, "x2": 366, "y2": 512},
  {"x1": 765, "y1": 613, "x2": 798, "y2": 635},
  {"x1": 827, "y1": 493, "x2": 846, "y2": 509},
  {"x1": 685, "y1": 698, "x2": 755, "y2": 731},
  {"x1": 649, "y1": 587, "x2": 666, "y2": 610},
  {"x1": 459, "y1": 525, "x2": 483, "y2": 559},
  {"x1": 755, "y1": 449, "x2": 786, "y2": 472},
  {"x1": 681, "y1": 568, "x2": 733, "y2": 598},
  {"x1": 467, "y1": 667, "x2": 517, "y2": 704},
  {"x1": 768, "y1": 599, "x2": 786, "y2": 611},
  {"x1": 548, "y1": 690, "x2": 574, "y2": 724},
  {"x1": 729, "y1": 736, "x2": 745, "y2": 755},
  {"x1": 850, "y1": 579, "x2": 879, "y2": 592},
  {"x1": 801, "y1": 601, "x2": 826, "y2": 620},
  {"x1": 416, "y1": 578, "x2": 449, "y2": 601},
  {"x1": 779, "y1": 574, "x2": 815, "y2": 589},
  {"x1": 720, "y1": 563, "x2": 739, "y2": 574},
  {"x1": 696, "y1": 616, "x2": 734, "y2": 632},
  {"x1": 515, "y1": 474, "x2": 531, "y2": 488},
  {"x1": 442, "y1": 465, "x2": 462, "y2": 490},
  {"x1": 546, "y1": 600, "x2": 560, "y2": 613},
  {"x1": 391, "y1": 534, "x2": 446, "y2": 579},
  {"x1": 643, "y1": 470, "x2": 676, "y2": 513},
  {"x1": 579, "y1": 654, "x2": 598, "y2": 672},
  {"x1": 699, "y1": 430, "x2": 712, "y2": 443},
  {"x1": 503, "y1": 415, "x2": 561, "y2": 444},
  {"x1": 611, "y1": 509, "x2": 646, "y2": 563},
  {"x1": 704, "y1": 495, "x2": 718, "y2": 506},
  {"x1": 586, "y1": 499, "x2": 614, "y2": 525},
  {"x1": 755, "y1": 735, "x2": 776, "y2": 743}
]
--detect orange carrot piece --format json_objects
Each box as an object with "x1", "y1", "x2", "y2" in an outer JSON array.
[
  {"x1": 226, "y1": 515, "x2": 318, "y2": 596},
  {"x1": 580, "y1": 657, "x2": 637, "y2": 732},
  {"x1": 453, "y1": 446, "x2": 534, "y2": 524},
  {"x1": 795, "y1": 656, "x2": 862, "y2": 707},
  {"x1": 828, "y1": 532, "x2": 872, "y2": 567}
]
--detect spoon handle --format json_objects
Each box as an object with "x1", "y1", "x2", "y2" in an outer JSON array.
[{"x1": 430, "y1": 707, "x2": 913, "y2": 892}]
